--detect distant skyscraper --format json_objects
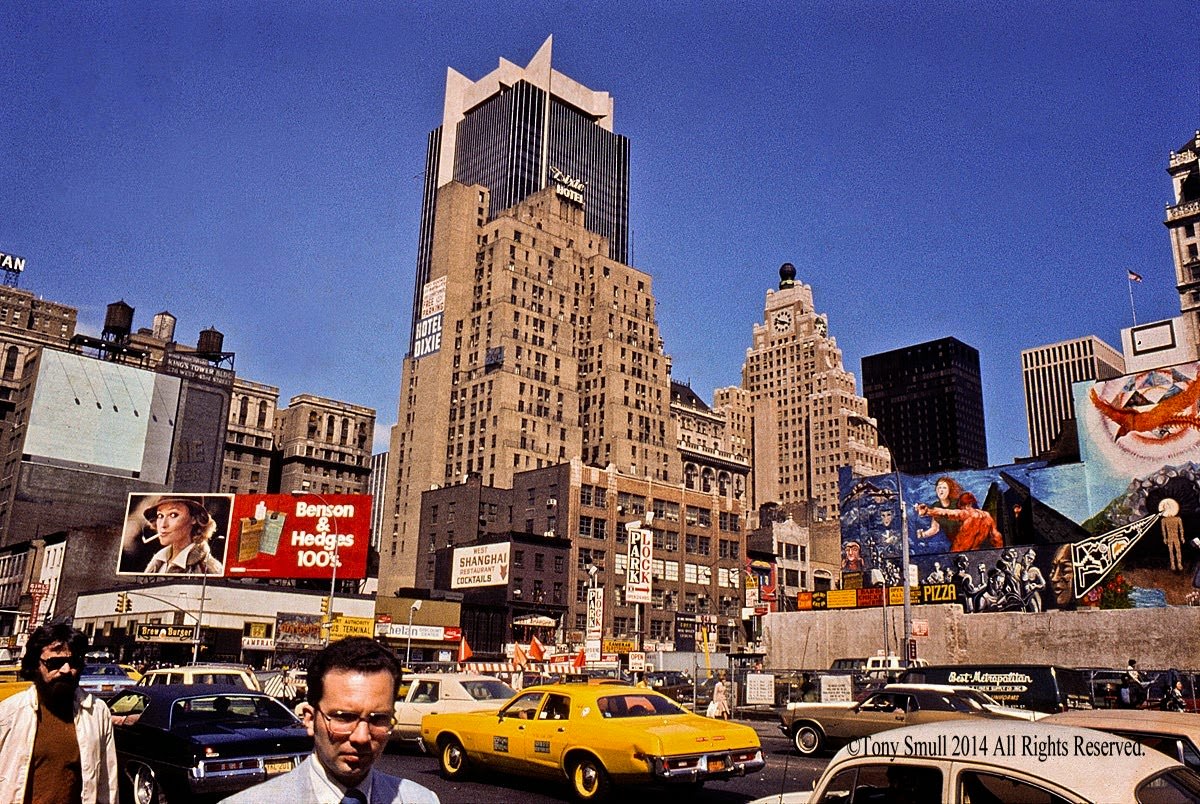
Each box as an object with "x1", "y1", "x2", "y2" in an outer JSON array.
[
  {"x1": 1021, "y1": 336, "x2": 1124, "y2": 459},
  {"x1": 741, "y1": 263, "x2": 889, "y2": 519},
  {"x1": 1165, "y1": 130, "x2": 1200, "y2": 349},
  {"x1": 273, "y1": 394, "x2": 374, "y2": 497},
  {"x1": 410, "y1": 36, "x2": 630, "y2": 352},
  {"x1": 861, "y1": 337, "x2": 988, "y2": 474}
]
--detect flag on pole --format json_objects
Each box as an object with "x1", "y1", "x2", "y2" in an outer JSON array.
[
  {"x1": 529, "y1": 635, "x2": 545, "y2": 661},
  {"x1": 572, "y1": 648, "x2": 587, "y2": 669},
  {"x1": 1128, "y1": 270, "x2": 1143, "y2": 283},
  {"x1": 512, "y1": 642, "x2": 529, "y2": 668},
  {"x1": 457, "y1": 634, "x2": 473, "y2": 663}
]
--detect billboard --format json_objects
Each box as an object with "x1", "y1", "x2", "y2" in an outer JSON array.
[
  {"x1": 839, "y1": 357, "x2": 1200, "y2": 611},
  {"x1": 118, "y1": 493, "x2": 233, "y2": 576},
  {"x1": 119, "y1": 493, "x2": 371, "y2": 580},
  {"x1": 450, "y1": 543, "x2": 510, "y2": 588},
  {"x1": 226, "y1": 494, "x2": 371, "y2": 580},
  {"x1": 26, "y1": 349, "x2": 179, "y2": 482}
]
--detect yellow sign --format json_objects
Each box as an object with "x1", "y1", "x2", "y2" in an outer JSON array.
[
  {"x1": 826, "y1": 589, "x2": 858, "y2": 609},
  {"x1": 602, "y1": 638, "x2": 637, "y2": 655},
  {"x1": 328, "y1": 616, "x2": 375, "y2": 641}
]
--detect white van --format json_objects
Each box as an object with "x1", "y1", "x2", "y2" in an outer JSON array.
[{"x1": 864, "y1": 655, "x2": 928, "y2": 680}]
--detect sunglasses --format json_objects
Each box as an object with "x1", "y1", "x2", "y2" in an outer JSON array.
[
  {"x1": 40, "y1": 656, "x2": 82, "y2": 672},
  {"x1": 316, "y1": 706, "x2": 395, "y2": 737}
]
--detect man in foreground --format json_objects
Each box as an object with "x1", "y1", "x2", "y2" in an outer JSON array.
[
  {"x1": 226, "y1": 637, "x2": 439, "y2": 803},
  {"x1": 0, "y1": 619, "x2": 118, "y2": 803}
]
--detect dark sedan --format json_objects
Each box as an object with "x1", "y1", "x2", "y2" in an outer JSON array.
[{"x1": 108, "y1": 683, "x2": 312, "y2": 803}]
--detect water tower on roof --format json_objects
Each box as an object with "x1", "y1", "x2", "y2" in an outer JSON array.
[{"x1": 102, "y1": 301, "x2": 134, "y2": 344}]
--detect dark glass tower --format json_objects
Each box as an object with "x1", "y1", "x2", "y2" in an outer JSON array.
[
  {"x1": 861, "y1": 337, "x2": 988, "y2": 474},
  {"x1": 409, "y1": 38, "x2": 630, "y2": 351}
]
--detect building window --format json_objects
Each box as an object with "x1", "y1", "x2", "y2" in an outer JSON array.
[{"x1": 514, "y1": 550, "x2": 524, "y2": 569}]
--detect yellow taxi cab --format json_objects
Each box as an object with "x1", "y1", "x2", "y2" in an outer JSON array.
[
  {"x1": 421, "y1": 681, "x2": 765, "y2": 801},
  {"x1": 0, "y1": 663, "x2": 31, "y2": 701}
]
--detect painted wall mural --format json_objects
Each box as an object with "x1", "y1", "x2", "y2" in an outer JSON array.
[{"x1": 839, "y1": 359, "x2": 1200, "y2": 613}]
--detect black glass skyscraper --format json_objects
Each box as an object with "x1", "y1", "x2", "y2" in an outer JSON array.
[
  {"x1": 861, "y1": 337, "x2": 989, "y2": 474},
  {"x1": 409, "y1": 37, "x2": 630, "y2": 351}
]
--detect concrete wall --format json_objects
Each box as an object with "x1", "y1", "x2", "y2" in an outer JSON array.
[{"x1": 762, "y1": 606, "x2": 1200, "y2": 670}]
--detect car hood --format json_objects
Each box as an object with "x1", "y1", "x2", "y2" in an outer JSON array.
[{"x1": 783, "y1": 702, "x2": 856, "y2": 717}]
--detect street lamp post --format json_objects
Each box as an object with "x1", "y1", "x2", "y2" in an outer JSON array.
[
  {"x1": 849, "y1": 415, "x2": 911, "y2": 664},
  {"x1": 405, "y1": 600, "x2": 422, "y2": 669}
]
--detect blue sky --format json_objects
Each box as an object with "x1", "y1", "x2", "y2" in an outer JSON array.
[{"x1": 3, "y1": 1, "x2": 1195, "y2": 464}]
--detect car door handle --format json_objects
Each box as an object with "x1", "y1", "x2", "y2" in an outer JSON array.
[{"x1": 557, "y1": 727, "x2": 565, "y2": 733}]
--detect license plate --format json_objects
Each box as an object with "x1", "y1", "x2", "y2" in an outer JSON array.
[
  {"x1": 264, "y1": 759, "x2": 294, "y2": 775},
  {"x1": 708, "y1": 758, "x2": 726, "y2": 772}
]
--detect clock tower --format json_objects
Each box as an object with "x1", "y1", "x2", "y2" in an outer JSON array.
[{"x1": 741, "y1": 263, "x2": 889, "y2": 518}]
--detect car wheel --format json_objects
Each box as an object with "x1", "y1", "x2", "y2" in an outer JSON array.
[
  {"x1": 439, "y1": 737, "x2": 470, "y2": 780},
  {"x1": 131, "y1": 764, "x2": 167, "y2": 804},
  {"x1": 792, "y1": 722, "x2": 825, "y2": 756},
  {"x1": 569, "y1": 754, "x2": 611, "y2": 802}
]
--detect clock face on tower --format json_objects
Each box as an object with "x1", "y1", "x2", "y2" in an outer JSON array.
[{"x1": 772, "y1": 309, "x2": 793, "y2": 334}]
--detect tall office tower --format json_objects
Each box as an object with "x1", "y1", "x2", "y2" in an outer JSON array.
[
  {"x1": 222, "y1": 377, "x2": 279, "y2": 495},
  {"x1": 861, "y1": 337, "x2": 988, "y2": 474},
  {"x1": 274, "y1": 394, "x2": 375, "y2": 496},
  {"x1": 368, "y1": 451, "x2": 389, "y2": 551},
  {"x1": 381, "y1": 178, "x2": 675, "y2": 592},
  {"x1": 741, "y1": 263, "x2": 889, "y2": 519},
  {"x1": 409, "y1": 36, "x2": 630, "y2": 352},
  {"x1": 1021, "y1": 336, "x2": 1125, "y2": 459},
  {"x1": 1166, "y1": 130, "x2": 1200, "y2": 348}
]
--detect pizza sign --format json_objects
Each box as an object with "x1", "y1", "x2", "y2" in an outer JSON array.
[{"x1": 626, "y1": 528, "x2": 653, "y2": 604}]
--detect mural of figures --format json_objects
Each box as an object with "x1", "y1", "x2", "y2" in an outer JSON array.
[{"x1": 840, "y1": 359, "x2": 1200, "y2": 614}]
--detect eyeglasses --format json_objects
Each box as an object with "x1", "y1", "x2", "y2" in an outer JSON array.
[
  {"x1": 40, "y1": 656, "x2": 82, "y2": 672},
  {"x1": 315, "y1": 706, "x2": 395, "y2": 737}
]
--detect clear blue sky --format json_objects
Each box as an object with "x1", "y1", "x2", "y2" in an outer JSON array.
[{"x1": 4, "y1": 2, "x2": 1195, "y2": 464}]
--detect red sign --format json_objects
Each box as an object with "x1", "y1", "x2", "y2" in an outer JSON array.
[{"x1": 225, "y1": 494, "x2": 371, "y2": 580}]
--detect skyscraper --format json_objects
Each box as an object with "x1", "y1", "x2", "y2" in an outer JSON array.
[
  {"x1": 1165, "y1": 130, "x2": 1200, "y2": 349},
  {"x1": 741, "y1": 263, "x2": 889, "y2": 519},
  {"x1": 380, "y1": 42, "x2": 676, "y2": 593},
  {"x1": 861, "y1": 337, "x2": 988, "y2": 474},
  {"x1": 1021, "y1": 335, "x2": 1124, "y2": 459},
  {"x1": 409, "y1": 36, "x2": 630, "y2": 352}
]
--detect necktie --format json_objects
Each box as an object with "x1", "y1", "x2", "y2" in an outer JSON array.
[{"x1": 341, "y1": 789, "x2": 367, "y2": 804}]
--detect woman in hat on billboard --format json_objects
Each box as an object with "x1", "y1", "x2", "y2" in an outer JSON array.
[{"x1": 142, "y1": 496, "x2": 224, "y2": 575}]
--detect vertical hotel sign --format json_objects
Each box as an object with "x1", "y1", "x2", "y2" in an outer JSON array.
[
  {"x1": 414, "y1": 276, "x2": 446, "y2": 358},
  {"x1": 626, "y1": 527, "x2": 653, "y2": 604}
]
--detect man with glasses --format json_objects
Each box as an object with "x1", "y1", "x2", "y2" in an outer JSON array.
[
  {"x1": 0, "y1": 619, "x2": 118, "y2": 803},
  {"x1": 226, "y1": 637, "x2": 438, "y2": 803}
]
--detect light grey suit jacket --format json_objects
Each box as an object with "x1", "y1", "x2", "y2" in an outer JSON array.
[{"x1": 221, "y1": 756, "x2": 440, "y2": 803}]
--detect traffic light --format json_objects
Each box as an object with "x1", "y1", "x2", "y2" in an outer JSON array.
[
  {"x1": 115, "y1": 592, "x2": 131, "y2": 613},
  {"x1": 124, "y1": 593, "x2": 133, "y2": 612},
  {"x1": 320, "y1": 596, "x2": 331, "y2": 616}
]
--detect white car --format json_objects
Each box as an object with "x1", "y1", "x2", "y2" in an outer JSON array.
[
  {"x1": 752, "y1": 719, "x2": 1200, "y2": 803},
  {"x1": 391, "y1": 673, "x2": 515, "y2": 748}
]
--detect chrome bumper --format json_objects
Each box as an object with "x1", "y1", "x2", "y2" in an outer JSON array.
[{"x1": 649, "y1": 748, "x2": 766, "y2": 781}]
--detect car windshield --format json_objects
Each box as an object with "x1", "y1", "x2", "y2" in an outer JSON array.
[
  {"x1": 1136, "y1": 768, "x2": 1200, "y2": 802},
  {"x1": 597, "y1": 693, "x2": 684, "y2": 718},
  {"x1": 955, "y1": 688, "x2": 1003, "y2": 707},
  {"x1": 462, "y1": 679, "x2": 516, "y2": 701},
  {"x1": 83, "y1": 665, "x2": 124, "y2": 676},
  {"x1": 170, "y1": 694, "x2": 298, "y2": 730}
]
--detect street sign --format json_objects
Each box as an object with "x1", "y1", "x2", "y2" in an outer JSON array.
[
  {"x1": 625, "y1": 528, "x2": 652, "y2": 604},
  {"x1": 586, "y1": 587, "x2": 604, "y2": 641},
  {"x1": 628, "y1": 651, "x2": 646, "y2": 672}
]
